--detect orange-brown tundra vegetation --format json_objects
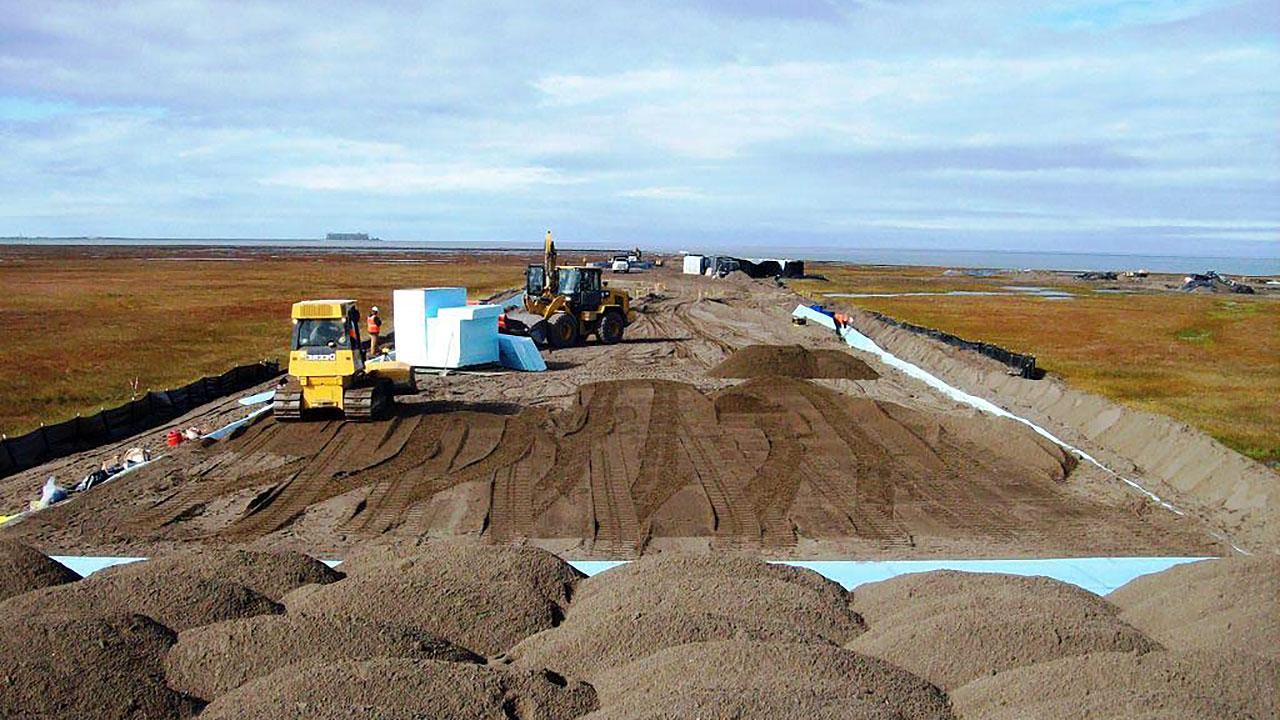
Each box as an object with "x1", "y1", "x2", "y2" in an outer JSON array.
[
  {"x1": 794, "y1": 263, "x2": 1280, "y2": 464},
  {"x1": 0, "y1": 246, "x2": 527, "y2": 436}
]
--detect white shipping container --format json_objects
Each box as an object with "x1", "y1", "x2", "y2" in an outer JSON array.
[{"x1": 682, "y1": 255, "x2": 705, "y2": 274}]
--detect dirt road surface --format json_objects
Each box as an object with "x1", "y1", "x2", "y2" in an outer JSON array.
[{"x1": 0, "y1": 268, "x2": 1248, "y2": 558}]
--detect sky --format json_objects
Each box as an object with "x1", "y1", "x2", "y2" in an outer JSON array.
[{"x1": 1, "y1": 0, "x2": 1277, "y2": 256}]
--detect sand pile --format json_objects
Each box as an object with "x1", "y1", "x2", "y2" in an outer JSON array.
[
  {"x1": 335, "y1": 540, "x2": 582, "y2": 606},
  {"x1": 1107, "y1": 555, "x2": 1280, "y2": 658},
  {"x1": 199, "y1": 658, "x2": 598, "y2": 720},
  {"x1": 846, "y1": 571, "x2": 1157, "y2": 689},
  {"x1": 94, "y1": 547, "x2": 343, "y2": 600},
  {"x1": 587, "y1": 640, "x2": 953, "y2": 720},
  {"x1": 512, "y1": 555, "x2": 862, "y2": 681},
  {"x1": 0, "y1": 612, "x2": 201, "y2": 719},
  {"x1": 9, "y1": 374, "x2": 1180, "y2": 559},
  {"x1": 513, "y1": 608, "x2": 828, "y2": 681},
  {"x1": 165, "y1": 613, "x2": 484, "y2": 700},
  {"x1": 570, "y1": 555, "x2": 863, "y2": 641},
  {"x1": 709, "y1": 343, "x2": 879, "y2": 379},
  {"x1": 0, "y1": 539, "x2": 79, "y2": 601},
  {"x1": 0, "y1": 567, "x2": 282, "y2": 631},
  {"x1": 287, "y1": 542, "x2": 580, "y2": 654},
  {"x1": 951, "y1": 649, "x2": 1278, "y2": 720}
]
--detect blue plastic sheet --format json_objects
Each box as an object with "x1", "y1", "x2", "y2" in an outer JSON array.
[
  {"x1": 238, "y1": 390, "x2": 276, "y2": 406},
  {"x1": 569, "y1": 558, "x2": 1211, "y2": 595},
  {"x1": 51, "y1": 554, "x2": 1211, "y2": 595}
]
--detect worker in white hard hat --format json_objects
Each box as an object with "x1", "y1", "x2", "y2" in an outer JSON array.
[{"x1": 366, "y1": 305, "x2": 383, "y2": 355}]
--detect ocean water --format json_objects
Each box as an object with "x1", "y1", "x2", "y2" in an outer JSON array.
[{"x1": 4, "y1": 237, "x2": 1277, "y2": 275}]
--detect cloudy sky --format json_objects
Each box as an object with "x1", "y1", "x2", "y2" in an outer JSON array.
[{"x1": 1, "y1": 0, "x2": 1277, "y2": 256}]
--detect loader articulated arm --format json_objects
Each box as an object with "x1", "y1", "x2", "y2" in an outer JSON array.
[{"x1": 544, "y1": 229, "x2": 558, "y2": 295}]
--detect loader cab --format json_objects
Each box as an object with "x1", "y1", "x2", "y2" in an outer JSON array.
[
  {"x1": 557, "y1": 267, "x2": 605, "y2": 310},
  {"x1": 525, "y1": 264, "x2": 546, "y2": 297}
]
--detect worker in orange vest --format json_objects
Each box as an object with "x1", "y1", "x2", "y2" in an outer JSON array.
[{"x1": 367, "y1": 305, "x2": 383, "y2": 356}]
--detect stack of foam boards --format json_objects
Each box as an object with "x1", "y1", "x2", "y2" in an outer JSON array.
[
  {"x1": 682, "y1": 255, "x2": 706, "y2": 275},
  {"x1": 393, "y1": 287, "x2": 500, "y2": 368},
  {"x1": 426, "y1": 304, "x2": 502, "y2": 367}
]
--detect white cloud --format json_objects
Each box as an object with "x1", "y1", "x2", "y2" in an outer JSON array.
[
  {"x1": 618, "y1": 186, "x2": 708, "y2": 200},
  {"x1": 260, "y1": 163, "x2": 576, "y2": 194}
]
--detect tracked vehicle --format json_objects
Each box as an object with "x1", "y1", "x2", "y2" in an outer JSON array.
[{"x1": 273, "y1": 299, "x2": 394, "y2": 421}]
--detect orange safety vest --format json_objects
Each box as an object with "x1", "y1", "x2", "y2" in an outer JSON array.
[{"x1": 367, "y1": 315, "x2": 381, "y2": 334}]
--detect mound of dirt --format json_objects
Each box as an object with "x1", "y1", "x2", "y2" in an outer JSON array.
[
  {"x1": 12, "y1": 373, "x2": 1167, "y2": 559},
  {"x1": 165, "y1": 613, "x2": 483, "y2": 700},
  {"x1": 95, "y1": 547, "x2": 342, "y2": 601},
  {"x1": 0, "y1": 612, "x2": 201, "y2": 719},
  {"x1": 565, "y1": 555, "x2": 865, "y2": 645},
  {"x1": 951, "y1": 649, "x2": 1278, "y2": 720},
  {"x1": 0, "y1": 539, "x2": 79, "y2": 601},
  {"x1": 334, "y1": 540, "x2": 583, "y2": 606},
  {"x1": 589, "y1": 640, "x2": 953, "y2": 720},
  {"x1": 199, "y1": 658, "x2": 598, "y2": 720},
  {"x1": 287, "y1": 543, "x2": 579, "y2": 654},
  {"x1": 709, "y1": 344, "x2": 879, "y2": 380},
  {"x1": 0, "y1": 569, "x2": 282, "y2": 631},
  {"x1": 1107, "y1": 556, "x2": 1280, "y2": 658},
  {"x1": 512, "y1": 608, "x2": 828, "y2": 680},
  {"x1": 572, "y1": 554, "x2": 847, "y2": 607},
  {"x1": 846, "y1": 571, "x2": 1157, "y2": 689}
]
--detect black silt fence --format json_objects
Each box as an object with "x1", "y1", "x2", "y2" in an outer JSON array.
[
  {"x1": 0, "y1": 361, "x2": 281, "y2": 480},
  {"x1": 867, "y1": 312, "x2": 1043, "y2": 380}
]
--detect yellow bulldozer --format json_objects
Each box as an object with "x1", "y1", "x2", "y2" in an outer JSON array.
[
  {"x1": 502, "y1": 231, "x2": 637, "y2": 347},
  {"x1": 272, "y1": 299, "x2": 395, "y2": 421}
]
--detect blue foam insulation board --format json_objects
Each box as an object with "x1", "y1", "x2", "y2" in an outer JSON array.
[{"x1": 498, "y1": 334, "x2": 547, "y2": 371}]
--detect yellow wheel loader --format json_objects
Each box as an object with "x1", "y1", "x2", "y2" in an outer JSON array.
[
  {"x1": 272, "y1": 299, "x2": 394, "y2": 421},
  {"x1": 503, "y1": 231, "x2": 637, "y2": 348}
]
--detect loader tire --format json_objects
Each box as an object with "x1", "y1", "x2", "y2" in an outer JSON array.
[
  {"x1": 598, "y1": 311, "x2": 624, "y2": 345},
  {"x1": 548, "y1": 312, "x2": 578, "y2": 348}
]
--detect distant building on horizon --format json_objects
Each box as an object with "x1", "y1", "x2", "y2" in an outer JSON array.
[{"x1": 325, "y1": 232, "x2": 379, "y2": 242}]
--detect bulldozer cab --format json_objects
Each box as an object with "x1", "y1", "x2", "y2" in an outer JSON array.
[{"x1": 288, "y1": 300, "x2": 364, "y2": 376}]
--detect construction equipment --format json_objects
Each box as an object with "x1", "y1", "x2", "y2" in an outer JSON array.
[
  {"x1": 273, "y1": 299, "x2": 394, "y2": 421},
  {"x1": 502, "y1": 231, "x2": 637, "y2": 348}
]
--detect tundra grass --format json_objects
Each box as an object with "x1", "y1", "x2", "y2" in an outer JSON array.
[
  {"x1": 0, "y1": 246, "x2": 527, "y2": 436},
  {"x1": 795, "y1": 263, "x2": 1279, "y2": 464}
]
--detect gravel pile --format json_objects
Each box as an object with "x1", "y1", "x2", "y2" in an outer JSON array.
[
  {"x1": 0, "y1": 612, "x2": 201, "y2": 719},
  {"x1": 951, "y1": 649, "x2": 1278, "y2": 719},
  {"x1": 0, "y1": 539, "x2": 78, "y2": 601},
  {"x1": 588, "y1": 640, "x2": 954, "y2": 720},
  {"x1": 709, "y1": 343, "x2": 879, "y2": 380},
  {"x1": 199, "y1": 658, "x2": 598, "y2": 720},
  {"x1": 165, "y1": 613, "x2": 483, "y2": 700},
  {"x1": 847, "y1": 571, "x2": 1157, "y2": 689},
  {"x1": 0, "y1": 569, "x2": 282, "y2": 631},
  {"x1": 1107, "y1": 555, "x2": 1280, "y2": 658},
  {"x1": 286, "y1": 542, "x2": 580, "y2": 654}
]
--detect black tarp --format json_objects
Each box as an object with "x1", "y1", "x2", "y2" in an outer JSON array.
[
  {"x1": 868, "y1": 312, "x2": 1043, "y2": 379},
  {"x1": 0, "y1": 361, "x2": 281, "y2": 479}
]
